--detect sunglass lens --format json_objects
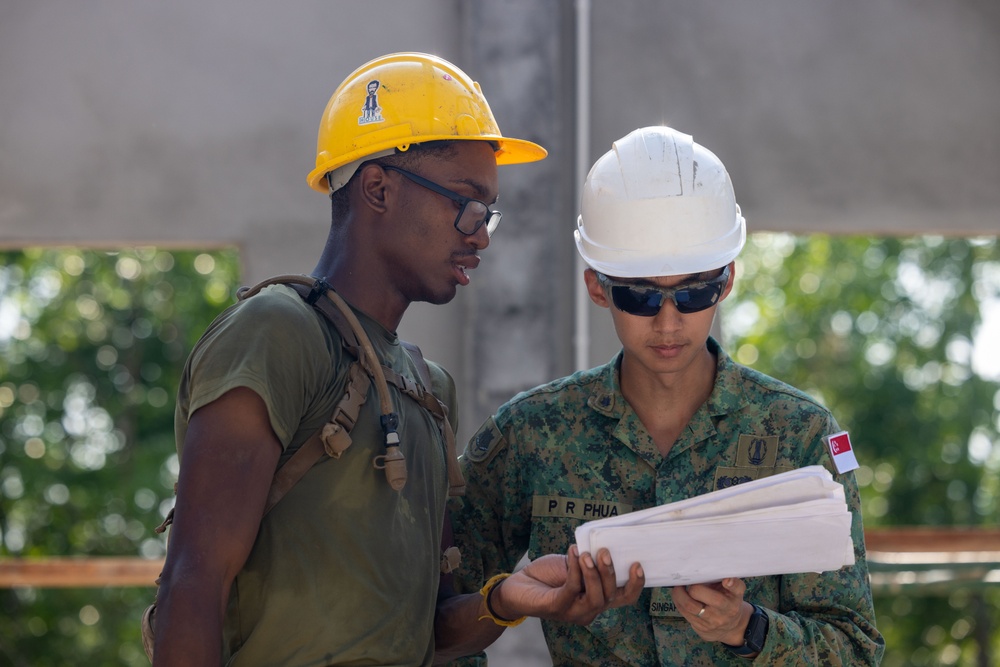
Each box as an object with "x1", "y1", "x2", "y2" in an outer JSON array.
[
  {"x1": 611, "y1": 286, "x2": 664, "y2": 317},
  {"x1": 674, "y1": 285, "x2": 721, "y2": 314},
  {"x1": 611, "y1": 283, "x2": 722, "y2": 316}
]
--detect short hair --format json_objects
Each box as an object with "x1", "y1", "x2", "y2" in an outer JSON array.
[{"x1": 329, "y1": 141, "x2": 464, "y2": 222}]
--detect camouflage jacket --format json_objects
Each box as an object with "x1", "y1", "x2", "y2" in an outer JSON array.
[{"x1": 449, "y1": 339, "x2": 884, "y2": 666}]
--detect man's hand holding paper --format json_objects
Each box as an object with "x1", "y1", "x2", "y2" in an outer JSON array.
[{"x1": 573, "y1": 466, "x2": 855, "y2": 588}]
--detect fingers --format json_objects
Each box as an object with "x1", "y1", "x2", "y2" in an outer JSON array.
[
  {"x1": 571, "y1": 548, "x2": 603, "y2": 613},
  {"x1": 505, "y1": 547, "x2": 639, "y2": 626},
  {"x1": 721, "y1": 577, "x2": 747, "y2": 598},
  {"x1": 670, "y1": 579, "x2": 751, "y2": 643},
  {"x1": 579, "y1": 549, "x2": 645, "y2": 610},
  {"x1": 617, "y1": 561, "x2": 645, "y2": 606},
  {"x1": 564, "y1": 544, "x2": 584, "y2": 592},
  {"x1": 672, "y1": 582, "x2": 719, "y2": 622},
  {"x1": 548, "y1": 545, "x2": 586, "y2": 612},
  {"x1": 671, "y1": 582, "x2": 696, "y2": 616},
  {"x1": 593, "y1": 549, "x2": 619, "y2": 603}
]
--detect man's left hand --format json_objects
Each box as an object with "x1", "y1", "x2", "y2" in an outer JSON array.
[{"x1": 671, "y1": 577, "x2": 753, "y2": 646}]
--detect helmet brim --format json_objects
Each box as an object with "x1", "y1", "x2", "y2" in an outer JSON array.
[
  {"x1": 308, "y1": 135, "x2": 547, "y2": 193},
  {"x1": 494, "y1": 137, "x2": 548, "y2": 166}
]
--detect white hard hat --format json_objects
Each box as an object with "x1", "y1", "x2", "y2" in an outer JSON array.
[{"x1": 574, "y1": 126, "x2": 746, "y2": 278}]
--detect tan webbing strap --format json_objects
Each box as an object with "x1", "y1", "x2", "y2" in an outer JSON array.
[
  {"x1": 239, "y1": 275, "x2": 365, "y2": 363},
  {"x1": 263, "y1": 433, "x2": 326, "y2": 516},
  {"x1": 310, "y1": 285, "x2": 409, "y2": 490},
  {"x1": 402, "y1": 341, "x2": 433, "y2": 389},
  {"x1": 143, "y1": 276, "x2": 462, "y2": 656},
  {"x1": 237, "y1": 274, "x2": 316, "y2": 302},
  {"x1": 262, "y1": 361, "x2": 371, "y2": 515},
  {"x1": 318, "y1": 362, "x2": 371, "y2": 458},
  {"x1": 386, "y1": 341, "x2": 465, "y2": 496},
  {"x1": 382, "y1": 362, "x2": 465, "y2": 496},
  {"x1": 240, "y1": 274, "x2": 465, "y2": 507},
  {"x1": 440, "y1": 412, "x2": 466, "y2": 497}
]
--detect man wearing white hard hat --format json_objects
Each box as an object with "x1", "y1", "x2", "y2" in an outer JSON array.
[{"x1": 449, "y1": 126, "x2": 884, "y2": 665}]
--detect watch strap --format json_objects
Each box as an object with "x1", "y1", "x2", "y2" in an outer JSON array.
[{"x1": 724, "y1": 603, "x2": 768, "y2": 657}]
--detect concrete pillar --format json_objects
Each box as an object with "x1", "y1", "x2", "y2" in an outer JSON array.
[{"x1": 459, "y1": 0, "x2": 577, "y2": 436}]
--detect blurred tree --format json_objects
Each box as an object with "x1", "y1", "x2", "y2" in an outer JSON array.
[
  {"x1": 0, "y1": 247, "x2": 239, "y2": 666},
  {"x1": 3, "y1": 238, "x2": 999, "y2": 665},
  {"x1": 724, "y1": 234, "x2": 1000, "y2": 667}
]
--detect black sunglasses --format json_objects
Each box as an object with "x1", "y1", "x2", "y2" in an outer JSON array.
[
  {"x1": 596, "y1": 266, "x2": 730, "y2": 316},
  {"x1": 382, "y1": 165, "x2": 502, "y2": 237}
]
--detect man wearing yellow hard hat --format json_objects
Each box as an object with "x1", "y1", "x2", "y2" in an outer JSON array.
[{"x1": 148, "y1": 52, "x2": 641, "y2": 666}]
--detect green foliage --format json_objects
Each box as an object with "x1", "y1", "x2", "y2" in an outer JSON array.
[
  {"x1": 0, "y1": 248, "x2": 239, "y2": 666},
  {"x1": 3, "y1": 238, "x2": 999, "y2": 664},
  {"x1": 724, "y1": 234, "x2": 1000, "y2": 666}
]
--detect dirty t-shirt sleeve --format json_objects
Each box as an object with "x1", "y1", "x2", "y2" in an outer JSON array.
[{"x1": 176, "y1": 286, "x2": 337, "y2": 452}]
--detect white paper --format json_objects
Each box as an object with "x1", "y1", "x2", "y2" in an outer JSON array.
[{"x1": 574, "y1": 466, "x2": 855, "y2": 587}]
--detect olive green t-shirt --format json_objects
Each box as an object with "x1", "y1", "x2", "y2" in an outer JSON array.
[{"x1": 175, "y1": 285, "x2": 456, "y2": 666}]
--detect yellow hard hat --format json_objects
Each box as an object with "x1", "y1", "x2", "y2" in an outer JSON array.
[{"x1": 307, "y1": 52, "x2": 548, "y2": 193}]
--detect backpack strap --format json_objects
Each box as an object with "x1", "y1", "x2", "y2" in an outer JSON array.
[
  {"x1": 240, "y1": 274, "x2": 407, "y2": 494},
  {"x1": 143, "y1": 276, "x2": 465, "y2": 654},
  {"x1": 399, "y1": 342, "x2": 466, "y2": 497},
  {"x1": 262, "y1": 361, "x2": 371, "y2": 514},
  {"x1": 402, "y1": 341, "x2": 433, "y2": 389},
  {"x1": 240, "y1": 275, "x2": 466, "y2": 511}
]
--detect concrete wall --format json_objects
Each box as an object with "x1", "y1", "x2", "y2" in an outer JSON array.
[
  {"x1": 589, "y1": 0, "x2": 1000, "y2": 240},
  {"x1": 581, "y1": 0, "x2": 1000, "y2": 365},
  {"x1": 0, "y1": 0, "x2": 460, "y2": 248},
  {"x1": 3, "y1": 0, "x2": 998, "y2": 433}
]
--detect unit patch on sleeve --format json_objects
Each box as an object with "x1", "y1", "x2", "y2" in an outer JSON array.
[{"x1": 464, "y1": 416, "x2": 505, "y2": 464}]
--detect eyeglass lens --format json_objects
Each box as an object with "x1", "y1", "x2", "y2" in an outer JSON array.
[
  {"x1": 457, "y1": 201, "x2": 502, "y2": 236},
  {"x1": 382, "y1": 165, "x2": 501, "y2": 236}
]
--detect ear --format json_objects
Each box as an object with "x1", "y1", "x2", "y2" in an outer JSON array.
[
  {"x1": 356, "y1": 162, "x2": 390, "y2": 214},
  {"x1": 583, "y1": 269, "x2": 611, "y2": 309},
  {"x1": 719, "y1": 261, "x2": 737, "y2": 302}
]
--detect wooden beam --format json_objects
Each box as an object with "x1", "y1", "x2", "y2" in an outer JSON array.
[
  {"x1": 865, "y1": 527, "x2": 1000, "y2": 555},
  {"x1": 0, "y1": 557, "x2": 163, "y2": 588},
  {"x1": 2, "y1": 528, "x2": 1000, "y2": 589}
]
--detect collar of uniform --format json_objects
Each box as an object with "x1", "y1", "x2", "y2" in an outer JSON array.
[
  {"x1": 346, "y1": 298, "x2": 400, "y2": 346},
  {"x1": 704, "y1": 337, "x2": 751, "y2": 417},
  {"x1": 586, "y1": 342, "x2": 749, "y2": 419},
  {"x1": 586, "y1": 351, "x2": 626, "y2": 418}
]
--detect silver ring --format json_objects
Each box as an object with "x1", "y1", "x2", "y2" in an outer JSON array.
[{"x1": 697, "y1": 606, "x2": 706, "y2": 618}]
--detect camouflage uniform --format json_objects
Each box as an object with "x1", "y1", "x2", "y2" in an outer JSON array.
[{"x1": 450, "y1": 338, "x2": 884, "y2": 666}]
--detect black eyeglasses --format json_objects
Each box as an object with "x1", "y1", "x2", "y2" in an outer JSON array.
[
  {"x1": 596, "y1": 266, "x2": 730, "y2": 316},
  {"x1": 382, "y1": 165, "x2": 502, "y2": 237}
]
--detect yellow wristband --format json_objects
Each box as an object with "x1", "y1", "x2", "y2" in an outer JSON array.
[{"x1": 478, "y1": 573, "x2": 527, "y2": 627}]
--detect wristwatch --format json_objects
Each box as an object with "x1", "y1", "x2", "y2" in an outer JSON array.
[{"x1": 724, "y1": 603, "x2": 769, "y2": 658}]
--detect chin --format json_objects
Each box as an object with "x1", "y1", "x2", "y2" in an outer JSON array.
[{"x1": 420, "y1": 286, "x2": 459, "y2": 306}]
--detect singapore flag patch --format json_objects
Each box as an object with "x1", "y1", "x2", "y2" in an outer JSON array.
[{"x1": 824, "y1": 431, "x2": 859, "y2": 474}]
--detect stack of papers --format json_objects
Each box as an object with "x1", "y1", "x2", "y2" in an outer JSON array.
[{"x1": 574, "y1": 466, "x2": 855, "y2": 587}]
